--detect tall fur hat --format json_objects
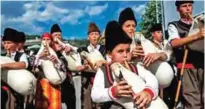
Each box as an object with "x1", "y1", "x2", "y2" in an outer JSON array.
[
  {"x1": 118, "y1": 7, "x2": 137, "y2": 26},
  {"x1": 17, "y1": 31, "x2": 26, "y2": 43},
  {"x1": 2, "y1": 28, "x2": 19, "y2": 43},
  {"x1": 175, "y1": 0, "x2": 194, "y2": 7},
  {"x1": 105, "y1": 20, "x2": 132, "y2": 52},
  {"x1": 88, "y1": 22, "x2": 100, "y2": 34},
  {"x1": 151, "y1": 23, "x2": 162, "y2": 32},
  {"x1": 50, "y1": 24, "x2": 62, "y2": 34}
]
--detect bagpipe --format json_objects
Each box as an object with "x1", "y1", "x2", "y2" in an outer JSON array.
[
  {"x1": 110, "y1": 62, "x2": 168, "y2": 109},
  {"x1": 54, "y1": 37, "x2": 106, "y2": 72},
  {"x1": 187, "y1": 12, "x2": 204, "y2": 53},
  {"x1": 79, "y1": 48, "x2": 106, "y2": 71},
  {"x1": 0, "y1": 56, "x2": 37, "y2": 96},
  {"x1": 53, "y1": 37, "x2": 81, "y2": 71},
  {"x1": 35, "y1": 40, "x2": 66, "y2": 85},
  {"x1": 130, "y1": 32, "x2": 174, "y2": 88}
]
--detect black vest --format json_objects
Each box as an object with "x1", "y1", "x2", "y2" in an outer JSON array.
[
  {"x1": 78, "y1": 44, "x2": 106, "y2": 57},
  {"x1": 100, "y1": 63, "x2": 138, "y2": 109},
  {"x1": 169, "y1": 20, "x2": 204, "y2": 69}
]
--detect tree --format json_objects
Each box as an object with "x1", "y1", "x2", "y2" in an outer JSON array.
[{"x1": 139, "y1": 0, "x2": 162, "y2": 39}]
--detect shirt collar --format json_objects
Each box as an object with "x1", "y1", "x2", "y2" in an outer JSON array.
[
  {"x1": 10, "y1": 52, "x2": 17, "y2": 59},
  {"x1": 180, "y1": 18, "x2": 192, "y2": 25},
  {"x1": 87, "y1": 44, "x2": 100, "y2": 52},
  {"x1": 152, "y1": 39, "x2": 163, "y2": 50}
]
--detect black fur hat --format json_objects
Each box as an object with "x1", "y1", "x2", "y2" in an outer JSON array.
[
  {"x1": 17, "y1": 31, "x2": 26, "y2": 43},
  {"x1": 2, "y1": 28, "x2": 19, "y2": 43},
  {"x1": 118, "y1": 7, "x2": 137, "y2": 26},
  {"x1": 151, "y1": 23, "x2": 162, "y2": 32},
  {"x1": 175, "y1": 0, "x2": 194, "y2": 7},
  {"x1": 105, "y1": 20, "x2": 132, "y2": 52},
  {"x1": 50, "y1": 24, "x2": 62, "y2": 34}
]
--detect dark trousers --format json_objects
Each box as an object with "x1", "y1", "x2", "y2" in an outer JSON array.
[
  {"x1": 61, "y1": 77, "x2": 76, "y2": 109},
  {"x1": 182, "y1": 68, "x2": 204, "y2": 109},
  {"x1": 1, "y1": 88, "x2": 8, "y2": 109}
]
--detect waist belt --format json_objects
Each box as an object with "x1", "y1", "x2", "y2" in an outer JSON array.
[
  {"x1": 177, "y1": 63, "x2": 195, "y2": 69},
  {"x1": 72, "y1": 72, "x2": 81, "y2": 76}
]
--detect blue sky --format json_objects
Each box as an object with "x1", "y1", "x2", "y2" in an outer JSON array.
[
  {"x1": 163, "y1": 1, "x2": 204, "y2": 30},
  {"x1": 1, "y1": 1, "x2": 147, "y2": 40}
]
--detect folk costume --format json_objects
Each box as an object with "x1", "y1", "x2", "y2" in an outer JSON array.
[
  {"x1": 91, "y1": 21, "x2": 159, "y2": 109},
  {"x1": 168, "y1": 1, "x2": 204, "y2": 109},
  {"x1": 78, "y1": 22, "x2": 105, "y2": 109},
  {"x1": 35, "y1": 33, "x2": 62, "y2": 109},
  {"x1": 1, "y1": 28, "x2": 29, "y2": 109}
]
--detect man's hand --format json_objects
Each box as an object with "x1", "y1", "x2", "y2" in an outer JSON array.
[
  {"x1": 113, "y1": 80, "x2": 132, "y2": 98},
  {"x1": 93, "y1": 60, "x2": 106, "y2": 70},
  {"x1": 76, "y1": 65, "x2": 86, "y2": 72},
  {"x1": 131, "y1": 45, "x2": 145, "y2": 58},
  {"x1": 197, "y1": 27, "x2": 204, "y2": 39},
  {"x1": 48, "y1": 55, "x2": 59, "y2": 64},
  {"x1": 54, "y1": 44, "x2": 64, "y2": 51},
  {"x1": 143, "y1": 53, "x2": 160, "y2": 67},
  {"x1": 64, "y1": 46, "x2": 72, "y2": 54},
  {"x1": 133, "y1": 91, "x2": 152, "y2": 109}
]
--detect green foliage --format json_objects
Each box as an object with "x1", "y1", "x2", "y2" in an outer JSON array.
[{"x1": 139, "y1": 0, "x2": 162, "y2": 39}]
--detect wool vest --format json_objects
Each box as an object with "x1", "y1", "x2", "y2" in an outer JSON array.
[
  {"x1": 169, "y1": 20, "x2": 204, "y2": 69},
  {"x1": 100, "y1": 63, "x2": 138, "y2": 109}
]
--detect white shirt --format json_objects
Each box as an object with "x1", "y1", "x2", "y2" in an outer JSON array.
[
  {"x1": 168, "y1": 24, "x2": 181, "y2": 43},
  {"x1": 152, "y1": 40, "x2": 173, "y2": 61},
  {"x1": 10, "y1": 52, "x2": 29, "y2": 68},
  {"x1": 91, "y1": 64, "x2": 159, "y2": 103},
  {"x1": 87, "y1": 44, "x2": 101, "y2": 52},
  {"x1": 168, "y1": 19, "x2": 192, "y2": 43}
]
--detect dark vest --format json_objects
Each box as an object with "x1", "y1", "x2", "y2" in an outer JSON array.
[
  {"x1": 100, "y1": 63, "x2": 138, "y2": 109},
  {"x1": 78, "y1": 44, "x2": 106, "y2": 57},
  {"x1": 169, "y1": 20, "x2": 204, "y2": 69}
]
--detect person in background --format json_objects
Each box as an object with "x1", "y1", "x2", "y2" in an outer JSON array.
[
  {"x1": 15, "y1": 31, "x2": 36, "y2": 109},
  {"x1": 118, "y1": 7, "x2": 144, "y2": 61},
  {"x1": 78, "y1": 22, "x2": 105, "y2": 109},
  {"x1": 50, "y1": 23, "x2": 76, "y2": 109},
  {"x1": 168, "y1": 1, "x2": 204, "y2": 109},
  {"x1": 16, "y1": 31, "x2": 26, "y2": 53},
  {"x1": 118, "y1": 7, "x2": 168, "y2": 67},
  {"x1": 35, "y1": 33, "x2": 62, "y2": 109},
  {"x1": 150, "y1": 23, "x2": 177, "y2": 108},
  {"x1": 1, "y1": 28, "x2": 29, "y2": 109}
]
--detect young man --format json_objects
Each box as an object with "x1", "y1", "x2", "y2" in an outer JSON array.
[
  {"x1": 118, "y1": 7, "x2": 144, "y2": 60},
  {"x1": 35, "y1": 32, "x2": 62, "y2": 109},
  {"x1": 168, "y1": 1, "x2": 204, "y2": 109},
  {"x1": 50, "y1": 23, "x2": 76, "y2": 109},
  {"x1": 16, "y1": 31, "x2": 26, "y2": 52},
  {"x1": 119, "y1": 7, "x2": 174, "y2": 89},
  {"x1": 150, "y1": 23, "x2": 173, "y2": 66},
  {"x1": 151, "y1": 23, "x2": 177, "y2": 108},
  {"x1": 15, "y1": 31, "x2": 35, "y2": 109},
  {"x1": 1, "y1": 28, "x2": 29, "y2": 109},
  {"x1": 78, "y1": 22, "x2": 105, "y2": 109},
  {"x1": 91, "y1": 21, "x2": 159, "y2": 109}
]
